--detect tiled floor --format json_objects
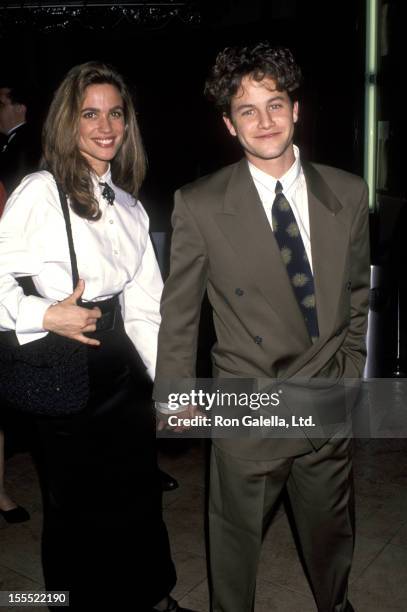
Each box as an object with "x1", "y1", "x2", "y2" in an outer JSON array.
[{"x1": 1, "y1": 439, "x2": 407, "y2": 611}]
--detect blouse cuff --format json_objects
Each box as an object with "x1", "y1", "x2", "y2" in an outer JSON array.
[
  {"x1": 16, "y1": 295, "x2": 55, "y2": 345},
  {"x1": 155, "y1": 401, "x2": 184, "y2": 415}
]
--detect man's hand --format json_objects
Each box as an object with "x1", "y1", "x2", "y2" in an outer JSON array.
[
  {"x1": 43, "y1": 279, "x2": 102, "y2": 346},
  {"x1": 157, "y1": 404, "x2": 202, "y2": 433}
]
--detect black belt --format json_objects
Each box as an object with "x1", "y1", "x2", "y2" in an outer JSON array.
[
  {"x1": 16, "y1": 277, "x2": 120, "y2": 332},
  {"x1": 81, "y1": 295, "x2": 120, "y2": 332}
]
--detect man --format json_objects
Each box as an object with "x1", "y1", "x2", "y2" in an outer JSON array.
[
  {"x1": 0, "y1": 82, "x2": 39, "y2": 524},
  {"x1": 0, "y1": 83, "x2": 40, "y2": 195},
  {"x1": 154, "y1": 43, "x2": 370, "y2": 611}
]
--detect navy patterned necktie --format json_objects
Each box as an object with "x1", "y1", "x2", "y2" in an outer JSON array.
[
  {"x1": 99, "y1": 182, "x2": 115, "y2": 205},
  {"x1": 272, "y1": 181, "x2": 319, "y2": 341}
]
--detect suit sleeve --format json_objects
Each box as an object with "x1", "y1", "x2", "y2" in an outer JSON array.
[
  {"x1": 153, "y1": 188, "x2": 209, "y2": 401},
  {"x1": 339, "y1": 182, "x2": 370, "y2": 377}
]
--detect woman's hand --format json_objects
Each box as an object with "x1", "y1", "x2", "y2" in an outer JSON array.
[{"x1": 43, "y1": 279, "x2": 102, "y2": 346}]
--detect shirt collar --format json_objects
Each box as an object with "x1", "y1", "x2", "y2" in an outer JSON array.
[
  {"x1": 7, "y1": 121, "x2": 26, "y2": 136},
  {"x1": 248, "y1": 144, "x2": 301, "y2": 195},
  {"x1": 91, "y1": 165, "x2": 112, "y2": 193},
  {"x1": 98, "y1": 166, "x2": 112, "y2": 184}
]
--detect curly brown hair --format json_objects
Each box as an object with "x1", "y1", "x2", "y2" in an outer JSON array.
[
  {"x1": 41, "y1": 61, "x2": 146, "y2": 221},
  {"x1": 205, "y1": 42, "x2": 302, "y2": 116}
]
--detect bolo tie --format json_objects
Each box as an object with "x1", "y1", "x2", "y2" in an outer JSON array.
[{"x1": 99, "y1": 182, "x2": 115, "y2": 205}]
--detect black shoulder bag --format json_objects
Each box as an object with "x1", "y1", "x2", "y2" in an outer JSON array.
[{"x1": 0, "y1": 184, "x2": 89, "y2": 417}]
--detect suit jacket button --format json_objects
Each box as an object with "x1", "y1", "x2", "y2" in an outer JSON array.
[
  {"x1": 347, "y1": 281, "x2": 352, "y2": 290},
  {"x1": 254, "y1": 336, "x2": 262, "y2": 344},
  {"x1": 235, "y1": 288, "x2": 244, "y2": 296}
]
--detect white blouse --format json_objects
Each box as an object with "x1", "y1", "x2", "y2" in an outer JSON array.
[{"x1": 0, "y1": 168, "x2": 163, "y2": 379}]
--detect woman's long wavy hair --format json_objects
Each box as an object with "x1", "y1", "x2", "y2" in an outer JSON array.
[{"x1": 41, "y1": 61, "x2": 146, "y2": 220}]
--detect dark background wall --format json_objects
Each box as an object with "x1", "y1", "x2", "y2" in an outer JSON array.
[
  {"x1": 0, "y1": 0, "x2": 368, "y2": 229},
  {"x1": 1, "y1": 0, "x2": 406, "y2": 374}
]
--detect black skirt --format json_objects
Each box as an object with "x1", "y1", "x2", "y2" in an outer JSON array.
[{"x1": 32, "y1": 299, "x2": 176, "y2": 610}]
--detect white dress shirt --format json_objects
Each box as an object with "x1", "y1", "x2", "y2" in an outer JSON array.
[
  {"x1": 6, "y1": 122, "x2": 26, "y2": 136},
  {"x1": 248, "y1": 144, "x2": 313, "y2": 271},
  {"x1": 0, "y1": 168, "x2": 163, "y2": 379}
]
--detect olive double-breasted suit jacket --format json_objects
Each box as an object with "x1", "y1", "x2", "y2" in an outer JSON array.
[{"x1": 154, "y1": 158, "x2": 370, "y2": 459}]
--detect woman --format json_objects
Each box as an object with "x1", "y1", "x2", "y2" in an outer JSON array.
[{"x1": 0, "y1": 62, "x2": 194, "y2": 612}]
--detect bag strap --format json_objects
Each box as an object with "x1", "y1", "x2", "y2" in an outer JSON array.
[
  {"x1": 17, "y1": 180, "x2": 82, "y2": 305},
  {"x1": 55, "y1": 183, "x2": 82, "y2": 305}
]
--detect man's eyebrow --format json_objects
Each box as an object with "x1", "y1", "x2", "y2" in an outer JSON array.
[{"x1": 234, "y1": 95, "x2": 286, "y2": 112}]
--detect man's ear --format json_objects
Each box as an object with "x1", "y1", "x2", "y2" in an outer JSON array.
[
  {"x1": 223, "y1": 113, "x2": 237, "y2": 137},
  {"x1": 293, "y1": 101, "x2": 299, "y2": 124},
  {"x1": 15, "y1": 103, "x2": 27, "y2": 118}
]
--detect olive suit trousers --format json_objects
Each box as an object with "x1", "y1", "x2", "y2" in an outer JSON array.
[{"x1": 209, "y1": 435, "x2": 355, "y2": 612}]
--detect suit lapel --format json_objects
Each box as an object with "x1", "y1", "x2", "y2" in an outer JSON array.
[
  {"x1": 215, "y1": 159, "x2": 310, "y2": 345},
  {"x1": 214, "y1": 159, "x2": 350, "y2": 347},
  {"x1": 303, "y1": 162, "x2": 349, "y2": 339}
]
